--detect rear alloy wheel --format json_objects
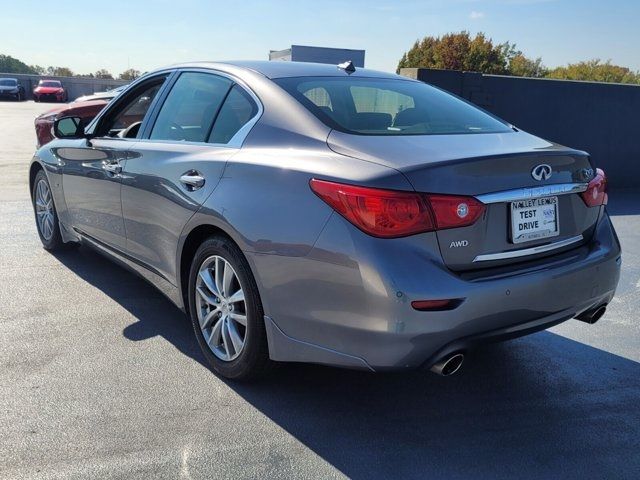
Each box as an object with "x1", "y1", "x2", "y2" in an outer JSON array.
[
  {"x1": 188, "y1": 237, "x2": 270, "y2": 380},
  {"x1": 32, "y1": 170, "x2": 64, "y2": 250}
]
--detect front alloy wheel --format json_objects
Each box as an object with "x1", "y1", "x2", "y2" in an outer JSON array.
[{"x1": 32, "y1": 169, "x2": 64, "y2": 250}]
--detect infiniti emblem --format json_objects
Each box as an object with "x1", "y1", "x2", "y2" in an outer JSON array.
[{"x1": 531, "y1": 164, "x2": 552, "y2": 181}]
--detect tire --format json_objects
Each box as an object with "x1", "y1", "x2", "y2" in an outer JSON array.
[
  {"x1": 188, "y1": 236, "x2": 270, "y2": 380},
  {"x1": 32, "y1": 169, "x2": 64, "y2": 250}
]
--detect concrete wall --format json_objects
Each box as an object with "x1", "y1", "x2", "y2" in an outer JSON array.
[
  {"x1": 0, "y1": 73, "x2": 127, "y2": 102},
  {"x1": 400, "y1": 68, "x2": 640, "y2": 189}
]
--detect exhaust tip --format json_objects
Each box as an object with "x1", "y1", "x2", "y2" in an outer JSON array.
[
  {"x1": 591, "y1": 305, "x2": 607, "y2": 323},
  {"x1": 576, "y1": 304, "x2": 607, "y2": 324},
  {"x1": 430, "y1": 353, "x2": 465, "y2": 376}
]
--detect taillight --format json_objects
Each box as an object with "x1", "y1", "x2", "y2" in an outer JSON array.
[
  {"x1": 309, "y1": 179, "x2": 485, "y2": 238},
  {"x1": 428, "y1": 194, "x2": 485, "y2": 229},
  {"x1": 580, "y1": 168, "x2": 608, "y2": 207}
]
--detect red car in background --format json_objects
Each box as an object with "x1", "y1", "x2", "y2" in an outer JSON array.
[
  {"x1": 34, "y1": 99, "x2": 108, "y2": 147},
  {"x1": 33, "y1": 79, "x2": 67, "y2": 102}
]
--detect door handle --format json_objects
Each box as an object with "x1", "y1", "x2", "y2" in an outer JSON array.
[
  {"x1": 102, "y1": 161, "x2": 122, "y2": 174},
  {"x1": 179, "y1": 171, "x2": 205, "y2": 191}
]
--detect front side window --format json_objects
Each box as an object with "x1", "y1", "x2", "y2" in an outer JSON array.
[
  {"x1": 274, "y1": 76, "x2": 511, "y2": 136},
  {"x1": 150, "y1": 72, "x2": 232, "y2": 142},
  {"x1": 98, "y1": 78, "x2": 166, "y2": 138}
]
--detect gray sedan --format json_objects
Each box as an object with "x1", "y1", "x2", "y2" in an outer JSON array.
[{"x1": 29, "y1": 61, "x2": 621, "y2": 379}]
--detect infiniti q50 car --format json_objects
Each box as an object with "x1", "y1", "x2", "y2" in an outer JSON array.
[{"x1": 29, "y1": 61, "x2": 621, "y2": 379}]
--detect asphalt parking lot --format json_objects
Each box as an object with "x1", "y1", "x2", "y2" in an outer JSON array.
[{"x1": 1, "y1": 100, "x2": 639, "y2": 480}]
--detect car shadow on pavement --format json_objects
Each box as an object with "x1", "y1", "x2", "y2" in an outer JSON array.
[
  {"x1": 52, "y1": 245, "x2": 640, "y2": 480},
  {"x1": 51, "y1": 246, "x2": 208, "y2": 370}
]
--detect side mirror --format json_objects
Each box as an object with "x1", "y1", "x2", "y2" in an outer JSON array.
[{"x1": 53, "y1": 116, "x2": 85, "y2": 139}]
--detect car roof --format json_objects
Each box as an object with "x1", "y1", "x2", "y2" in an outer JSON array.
[
  {"x1": 0, "y1": 77, "x2": 17, "y2": 81},
  {"x1": 166, "y1": 60, "x2": 407, "y2": 80}
]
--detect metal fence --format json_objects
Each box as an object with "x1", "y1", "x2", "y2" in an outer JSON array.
[{"x1": 400, "y1": 68, "x2": 640, "y2": 189}]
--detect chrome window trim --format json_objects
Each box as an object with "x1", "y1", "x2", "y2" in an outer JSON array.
[
  {"x1": 472, "y1": 235, "x2": 584, "y2": 263},
  {"x1": 475, "y1": 183, "x2": 588, "y2": 204}
]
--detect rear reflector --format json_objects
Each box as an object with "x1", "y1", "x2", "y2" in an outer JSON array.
[
  {"x1": 411, "y1": 299, "x2": 462, "y2": 311},
  {"x1": 310, "y1": 179, "x2": 485, "y2": 238},
  {"x1": 580, "y1": 168, "x2": 608, "y2": 207}
]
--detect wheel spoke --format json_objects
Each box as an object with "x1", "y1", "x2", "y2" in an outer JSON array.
[
  {"x1": 207, "y1": 317, "x2": 223, "y2": 349},
  {"x1": 229, "y1": 312, "x2": 247, "y2": 327},
  {"x1": 223, "y1": 263, "x2": 235, "y2": 299},
  {"x1": 196, "y1": 286, "x2": 217, "y2": 306},
  {"x1": 227, "y1": 320, "x2": 244, "y2": 354},
  {"x1": 199, "y1": 308, "x2": 220, "y2": 329},
  {"x1": 227, "y1": 289, "x2": 244, "y2": 305},
  {"x1": 198, "y1": 269, "x2": 220, "y2": 300},
  {"x1": 221, "y1": 318, "x2": 232, "y2": 358},
  {"x1": 214, "y1": 257, "x2": 225, "y2": 298}
]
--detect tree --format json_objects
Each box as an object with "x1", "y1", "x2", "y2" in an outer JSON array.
[
  {"x1": 397, "y1": 31, "x2": 512, "y2": 74},
  {"x1": 30, "y1": 64, "x2": 45, "y2": 75},
  {"x1": 0, "y1": 54, "x2": 41, "y2": 74},
  {"x1": 509, "y1": 54, "x2": 547, "y2": 78},
  {"x1": 546, "y1": 59, "x2": 640, "y2": 84},
  {"x1": 94, "y1": 69, "x2": 113, "y2": 79},
  {"x1": 45, "y1": 66, "x2": 74, "y2": 77},
  {"x1": 119, "y1": 68, "x2": 141, "y2": 81}
]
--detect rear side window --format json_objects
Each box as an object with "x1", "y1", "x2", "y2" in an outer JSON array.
[
  {"x1": 151, "y1": 72, "x2": 232, "y2": 142},
  {"x1": 274, "y1": 76, "x2": 511, "y2": 136},
  {"x1": 208, "y1": 85, "x2": 259, "y2": 144}
]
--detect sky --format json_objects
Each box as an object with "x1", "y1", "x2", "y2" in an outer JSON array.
[{"x1": 0, "y1": 0, "x2": 638, "y2": 76}]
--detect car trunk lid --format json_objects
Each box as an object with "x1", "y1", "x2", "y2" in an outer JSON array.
[{"x1": 327, "y1": 130, "x2": 599, "y2": 271}]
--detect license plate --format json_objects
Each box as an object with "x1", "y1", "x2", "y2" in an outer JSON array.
[{"x1": 510, "y1": 196, "x2": 559, "y2": 244}]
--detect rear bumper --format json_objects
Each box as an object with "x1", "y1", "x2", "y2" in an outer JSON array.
[{"x1": 252, "y1": 209, "x2": 621, "y2": 371}]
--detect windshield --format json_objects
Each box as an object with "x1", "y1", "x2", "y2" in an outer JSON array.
[
  {"x1": 274, "y1": 76, "x2": 512, "y2": 136},
  {"x1": 40, "y1": 81, "x2": 61, "y2": 87},
  {"x1": 0, "y1": 79, "x2": 17, "y2": 86}
]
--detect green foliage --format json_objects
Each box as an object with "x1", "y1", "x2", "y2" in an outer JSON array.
[
  {"x1": 0, "y1": 54, "x2": 40, "y2": 74},
  {"x1": 397, "y1": 32, "x2": 515, "y2": 75},
  {"x1": 397, "y1": 32, "x2": 640, "y2": 85},
  {"x1": 546, "y1": 59, "x2": 640, "y2": 84},
  {"x1": 46, "y1": 66, "x2": 74, "y2": 77},
  {"x1": 119, "y1": 68, "x2": 141, "y2": 81},
  {"x1": 94, "y1": 69, "x2": 113, "y2": 79},
  {"x1": 509, "y1": 54, "x2": 547, "y2": 78}
]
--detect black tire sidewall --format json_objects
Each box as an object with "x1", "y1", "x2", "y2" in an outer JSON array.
[{"x1": 187, "y1": 236, "x2": 269, "y2": 380}]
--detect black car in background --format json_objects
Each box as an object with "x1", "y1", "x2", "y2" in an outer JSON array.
[{"x1": 0, "y1": 78, "x2": 25, "y2": 101}]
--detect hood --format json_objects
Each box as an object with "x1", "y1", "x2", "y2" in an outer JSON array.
[
  {"x1": 35, "y1": 86, "x2": 64, "y2": 94},
  {"x1": 36, "y1": 99, "x2": 108, "y2": 121}
]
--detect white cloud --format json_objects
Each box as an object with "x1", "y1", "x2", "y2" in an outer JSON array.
[{"x1": 469, "y1": 11, "x2": 485, "y2": 19}]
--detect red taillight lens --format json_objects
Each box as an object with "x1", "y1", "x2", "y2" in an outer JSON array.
[
  {"x1": 428, "y1": 194, "x2": 486, "y2": 229},
  {"x1": 580, "y1": 168, "x2": 608, "y2": 207},
  {"x1": 310, "y1": 179, "x2": 435, "y2": 238},
  {"x1": 309, "y1": 179, "x2": 485, "y2": 238}
]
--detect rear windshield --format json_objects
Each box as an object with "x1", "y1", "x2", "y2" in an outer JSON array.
[
  {"x1": 40, "y1": 81, "x2": 61, "y2": 87},
  {"x1": 274, "y1": 76, "x2": 511, "y2": 136},
  {"x1": 0, "y1": 79, "x2": 17, "y2": 86}
]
